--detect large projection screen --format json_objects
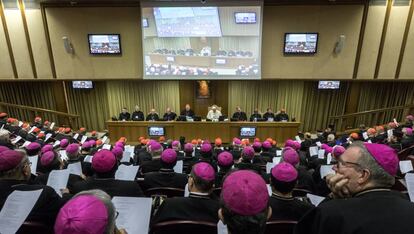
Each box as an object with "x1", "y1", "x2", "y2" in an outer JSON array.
[{"x1": 141, "y1": 1, "x2": 263, "y2": 80}]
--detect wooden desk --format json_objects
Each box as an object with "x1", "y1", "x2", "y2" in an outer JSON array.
[{"x1": 106, "y1": 121, "x2": 300, "y2": 144}]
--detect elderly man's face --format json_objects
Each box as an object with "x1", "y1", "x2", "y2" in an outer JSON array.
[
  {"x1": 166, "y1": 108, "x2": 171, "y2": 113},
  {"x1": 333, "y1": 147, "x2": 365, "y2": 194},
  {"x1": 122, "y1": 109, "x2": 127, "y2": 114},
  {"x1": 212, "y1": 107, "x2": 217, "y2": 112},
  {"x1": 135, "y1": 106, "x2": 140, "y2": 111},
  {"x1": 185, "y1": 105, "x2": 190, "y2": 111},
  {"x1": 151, "y1": 109, "x2": 155, "y2": 114},
  {"x1": 236, "y1": 107, "x2": 241, "y2": 112}
]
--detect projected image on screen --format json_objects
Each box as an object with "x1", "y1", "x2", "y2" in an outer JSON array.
[
  {"x1": 141, "y1": 4, "x2": 262, "y2": 80},
  {"x1": 72, "y1": 81, "x2": 93, "y2": 89},
  {"x1": 318, "y1": 81, "x2": 340, "y2": 89},
  {"x1": 148, "y1": 127, "x2": 165, "y2": 136},
  {"x1": 284, "y1": 33, "x2": 318, "y2": 54},
  {"x1": 240, "y1": 127, "x2": 256, "y2": 137},
  {"x1": 88, "y1": 34, "x2": 121, "y2": 54}
]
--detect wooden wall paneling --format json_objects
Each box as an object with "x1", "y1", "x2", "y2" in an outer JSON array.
[
  {"x1": 0, "y1": 0, "x2": 17, "y2": 78},
  {"x1": 179, "y1": 80, "x2": 195, "y2": 113},
  {"x1": 18, "y1": 0, "x2": 37, "y2": 78},
  {"x1": 352, "y1": 0, "x2": 370, "y2": 79},
  {"x1": 395, "y1": 0, "x2": 414, "y2": 79},
  {"x1": 399, "y1": 2, "x2": 414, "y2": 79}
]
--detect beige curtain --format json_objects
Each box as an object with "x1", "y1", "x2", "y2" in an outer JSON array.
[
  {"x1": 0, "y1": 82, "x2": 57, "y2": 123},
  {"x1": 106, "y1": 80, "x2": 180, "y2": 118},
  {"x1": 66, "y1": 81, "x2": 110, "y2": 131},
  {"x1": 355, "y1": 82, "x2": 414, "y2": 126},
  {"x1": 228, "y1": 80, "x2": 305, "y2": 120},
  {"x1": 300, "y1": 82, "x2": 349, "y2": 131}
]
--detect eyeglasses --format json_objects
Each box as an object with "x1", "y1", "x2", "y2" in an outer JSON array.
[{"x1": 333, "y1": 158, "x2": 364, "y2": 170}]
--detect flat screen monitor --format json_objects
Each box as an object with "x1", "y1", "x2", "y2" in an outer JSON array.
[
  {"x1": 284, "y1": 33, "x2": 318, "y2": 54},
  {"x1": 72, "y1": 81, "x2": 93, "y2": 89},
  {"x1": 240, "y1": 126, "x2": 256, "y2": 137},
  {"x1": 142, "y1": 18, "x2": 149, "y2": 28},
  {"x1": 318, "y1": 81, "x2": 340, "y2": 89},
  {"x1": 141, "y1": 3, "x2": 262, "y2": 80},
  {"x1": 235, "y1": 12, "x2": 256, "y2": 24},
  {"x1": 148, "y1": 126, "x2": 165, "y2": 136},
  {"x1": 88, "y1": 34, "x2": 121, "y2": 55}
]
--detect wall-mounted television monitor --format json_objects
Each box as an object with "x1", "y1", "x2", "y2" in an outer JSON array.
[
  {"x1": 284, "y1": 33, "x2": 318, "y2": 54},
  {"x1": 235, "y1": 12, "x2": 256, "y2": 24},
  {"x1": 72, "y1": 81, "x2": 93, "y2": 89},
  {"x1": 318, "y1": 81, "x2": 340, "y2": 89},
  {"x1": 148, "y1": 126, "x2": 165, "y2": 136},
  {"x1": 88, "y1": 34, "x2": 121, "y2": 55},
  {"x1": 240, "y1": 126, "x2": 256, "y2": 137},
  {"x1": 142, "y1": 18, "x2": 149, "y2": 28}
]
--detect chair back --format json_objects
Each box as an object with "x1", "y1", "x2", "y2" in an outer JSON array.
[
  {"x1": 292, "y1": 188, "x2": 311, "y2": 197},
  {"x1": 208, "y1": 105, "x2": 222, "y2": 112},
  {"x1": 265, "y1": 220, "x2": 298, "y2": 234},
  {"x1": 17, "y1": 221, "x2": 53, "y2": 234},
  {"x1": 145, "y1": 187, "x2": 185, "y2": 198},
  {"x1": 151, "y1": 220, "x2": 217, "y2": 234}
]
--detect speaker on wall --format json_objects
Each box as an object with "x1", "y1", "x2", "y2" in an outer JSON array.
[
  {"x1": 334, "y1": 34, "x2": 346, "y2": 55},
  {"x1": 62, "y1": 36, "x2": 74, "y2": 54}
]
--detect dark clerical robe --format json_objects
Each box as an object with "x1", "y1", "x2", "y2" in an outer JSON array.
[
  {"x1": 146, "y1": 113, "x2": 160, "y2": 121},
  {"x1": 269, "y1": 193, "x2": 314, "y2": 221},
  {"x1": 232, "y1": 111, "x2": 248, "y2": 121},
  {"x1": 118, "y1": 112, "x2": 130, "y2": 121},
  {"x1": 163, "y1": 112, "x2": 177, "y2": 121},
  {"x1": 294, "y1": 189, "x2": 414, "y2": 234},
  {"x1": 131, "y1": 111, "x2": 144, "y2": 121}
]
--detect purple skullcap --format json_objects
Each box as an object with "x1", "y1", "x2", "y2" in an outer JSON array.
[
  {"x1": 292, "y1": 141, "x2": 301, "y2": 151},
  {"x1": 0, "y1": 146, "x2": 10, "y2": 153},
  {"x1": 271, "y1": 162, "x2": 298, "y2": 182},
  {"x1": 406, "y1": 115, "x2": 414, "y2": 121},
  {"x1": 363, "y1": 143, "x2": 399, "y2": 176},
  {"x1": 203, "y1": 140, "x2": 211, "y2": 145},
  {"x1": 0, "y1": 150, "x2": 23, "y2": 172},
  {"x1": 82, "y1": 141, "x2": 92, "y2": 150},
  {"x1": 66, "y1": 143, "x2": 79, "y2": 155},
  {"x1": 26, "y1": 142, "x2": 41, "y2": 151},
  {"x1": 92, "y1": 149, "x2": 116, "y2": 173},
  {"x1": 111, "y1": 147, "x2": 123, "y2": 160},
  {"x1": 284, "y1": 139, "x2": 295, "y2": 148},
  {"x1": 405, "y1": 128, "x2": 413, "y2": 136},
  {"x1": 115, "y1": 141, "x2": 124, "y2": 148},
  {"x1": 149, "y1": 142, "x2": 162, "y2": 152},
  {"x1": 54, "y1": 195, "x2": 108, "y2": 234},
  {"x1": 332, "y1": 145, "x2": 345, "y2": 158},
  {"x1": 252, "y1": 142, "x2": 262, "y2": 150},
  {"x1": 325, "y1": 146, "x2": 333, "y2": 154},
  {"x1": 282, "y1": 149, "x2": 299, "y2": 166},
  {"x1": 201, "y1": 143, "x2": 212, "y2": 153},
  {"x1": 40, "y1": 151, "x2": 57, "y2": 167},
  {"x1": 222, "y1": 170, "x2": 269, "y2": 216},
  {"x1": 184, "y1": 143, "x2": 193, "y2": 153},
  {"x1": 88, "y1": 140, "x2": 96, "y2": 147},
  {"x1": 242, "y1": 146, "x2": 255, "y2": 160},
  {"x1": 41, "y1": 144, "x2": 53, "y2": 154},
  {"x1": 172, "y1": 140, "x2": 180, "y2": 147},
  {"x1": 233, "y1": 138, "x2": 241, "y2": 145},
  {"x1": 262, "y1": 141, "x2": 272, "y2": 149},
  {"x1": 192, "y1": 162, "x2": 215, "y2": 181},
  {"x1": 218, "y1": 151, "x2": 234, "y2": 167},
  {"x1": 161, "y1": 149, "x2": 177, "y2": 164},
  {"x1": 60, "y1": 139, "x2": 69, "y2": 148},
  {"x1": 321, "y1": 144, "x2": 330, "y2": 150}
]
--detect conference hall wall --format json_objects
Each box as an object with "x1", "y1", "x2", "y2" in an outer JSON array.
[
  {"x1": 1, "y1": 80, "x2": 414, "y2": 133},
  {"x1": 1, "y1": 2, "x2": 414, "y2": 79}
]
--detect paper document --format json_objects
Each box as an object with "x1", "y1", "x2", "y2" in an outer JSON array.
[
  {"x1": 73, "y1": 133, "x2": 79, "y2": 140},
  {"x1": 309, "y1": 146, "x2": 318, "y2": 156},
  {"x1": 405, "y1": 173, "x2": 414, "y2": 202},
  {"x1": 121, "y1": 152, "x2": 132, "y2": 163},
  {"x1": 362, "y1": 132, "x2": 368, "y2": 140},
  {"x1": 112, "y1": 197, "x2": 152, "y2": 234},
  {"x1": 217, "y1": 220, "x2": 228, "y2": 234},
  {"x1": 115, "y1": 165, "x2": 139, "y2": 181},
  {"x1": 102, "y1": 144, "x2": 111, "y2": 150},
  {"x1": 53, "y1": 140, "x2": 61, "y2": 148},
  {"x1": 47, "y1": 169, "x2": 69, "y2": 196},
  {"x1": 45, "y1": 133, "x2": 52, "y2": 142},
  {"x1": 272, "y1": 157, "x2": 281, "y2": 164},
  {"x1": 266, "y1": 184, "x2": 272, "y2": 196},
  {"x1": 173, "y1": 160, "x2": 183, "y2": 173},
  {"x1": 295, "y1": 136, "x2": 302, "y2": 142},
  {"x1": 318, "y1": 149, "x2": 325, "y2": 159},
  {"x1": 320, "y1": 165, "x2": 335, "y2": 179},
  {"x1": 50, "y1": 122, "x2": 55, "y2": 129},
  {"x1": 80, "y1": 135, "x2": 88, "y2": 144},
  {"x1": 0, "y1": 189, "x2": 43, "y2": 234},
  {"x1": 266, "y1": 162, "x2": 275, "y2": 174},
  {"x1": 28, "y1": 126, "x2": 36, "y2": 134},
  {"x1": 276, "y1": 150, "x2": 282, "y2": 156},
  {"x1": 83, "y1": 155, "x2": 93, "y2": 163},
  {"x1": 400, "y1": 160, "x2": 414, "y2": 174},
  {"x1": 307, "y1": 193, "x2": 325, "y2": 206},
  {"x1": 101, "y1": 136, "x2": 108, "y2": 144},
  {"x1": 327, "y1": 153, "x2": 332, "y2": 165},
  {"x1": 316, "y1": 142, "x2": 322, "y2": 147},
  {"x1": 28, "y1": 156, "x2": 38, "y2": 175},
  {"x1": 59, "y1": 150, "x2": 68, "y2": 161},
  {"x1": 67, "y1": 162, "x2": 82, "y2": 176},
  {"x1": 12, "y1": 136, "x2": 22, "y2": 144}
]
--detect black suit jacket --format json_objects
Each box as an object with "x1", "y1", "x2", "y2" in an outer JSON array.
[
  {"x1": 269, "y1": 193, "x2": 314, "y2": 221},
  {"x1": 0, "y1": 179, "x2": 64, "y2": 226},
  {"x1": 131, "y1": 111, "x2": 145, "y2": 121},
  {"x1": 152, "y1": 193, "x2": 219, "y2": 224},
  {"x1": 232, "y1": 111, "x2": 248, "y2": 121},
  {"x1": 146, "y1": 113, "x2": 160, "y2": 121},
  {"x1": 140, "y1": 159, "x2": 162, "y2": 175},
  {"x1": 180, "y1": 110, "x2": 195, "y2": 118},
  {"x1": 163, "y1": 112, "x2": 177, "y2": 121},
  {"x1": 118, "y1": 112, "x2": 131, "y2": 121},
  {"x1": 250, "y1": 113, "x2": 262, "y2": 121},
  {"x1": 263, "y1": 112, "x2": 275, "y2": 120},
  {"x1": 72, "y1": 177, "x2": 144, "y2": 198},
  {"x1": 142, "y1": 169, "x2": 188, "y2": 191}
]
